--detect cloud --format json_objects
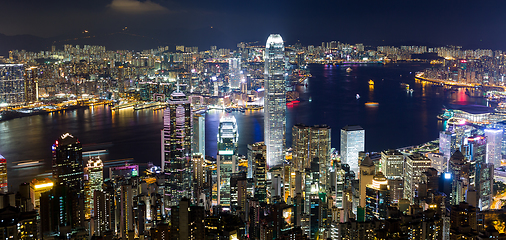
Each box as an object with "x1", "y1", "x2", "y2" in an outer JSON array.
[{"x1": 108, "y1": 0, "x2": 169, "y2": 14}]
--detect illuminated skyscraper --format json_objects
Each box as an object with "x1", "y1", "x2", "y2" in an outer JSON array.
[
  {"x1": 84, "y1": 157, "x2": 103, "y2": 219},
  {"x1": 192, "y1": 113, "x2": 205, "y2": 156},
  {"x1": 0, "y1": 64, "x2": 25, "y2": 105},
  {"x1": 359, "y1": 156, "x2": 375, "y2": 208},
  {"x1": 0, "y1": 154, "x2": 6, "y2": 193},
  {"x1": 228, "y1": 58, "x2": 242, "y2": 89},
  {"x1": 484, "y1": 128, "x2": 502, "y2": 166},
  {"x1": 365, "y1": 172, "x2": 390, "y2": 221},
  {"x1": 24, "y1": 66, "x2": 38, "y2": 103},
  {"x1": 340, "y1": 125, "x2": 365, "y2": 175},
  {"x1": 292, "y1": 124, "x2": 331, "y2": 191},
  {"x1": 264, "y1": 34, "x2": 286, "y2": 168},
  {"x1": 403, "y1": 153, "x2": 431, "y2": 201},
  {"x1": 52, "y1": 133, "x2": 84, "y2": 191},
  {"x1": 217, "y1": 115, "x2": 238, "y2": 207},
  {"x1": 161, "y1": 89, "x2": 192, "y2": 207},
  {"x1": 51, "y1": 133, "x2": 85, "y2": 229},
  {"x1": 380, "y1": 149, "x2": 405, "y2": 179}
]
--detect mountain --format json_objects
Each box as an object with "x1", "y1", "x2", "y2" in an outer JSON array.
[{"x1": 0, "y1": 33, "x2": 51, "y2": 56}]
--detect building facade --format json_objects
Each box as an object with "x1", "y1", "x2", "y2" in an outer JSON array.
[{"x1": 264, "y1": 34, "x2": 287, "y2": 168}]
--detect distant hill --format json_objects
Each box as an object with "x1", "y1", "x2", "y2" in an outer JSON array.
[
  {"x1": 0, "y1": 33, "x2": 51, "y2": 56},
  {"x1": 0, "y1": 27, "x2": 240, "y2": 57}
]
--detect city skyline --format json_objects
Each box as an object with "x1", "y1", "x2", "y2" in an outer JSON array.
[{"x1": 1, "y1": 0, "x2": 506, "y2": 55}]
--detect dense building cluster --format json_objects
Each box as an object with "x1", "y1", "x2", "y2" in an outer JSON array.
[{"x1": 1, "y1": 35, "x2": 506, "y2": 240}]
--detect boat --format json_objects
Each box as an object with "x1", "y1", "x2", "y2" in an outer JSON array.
[
  {"x1": 309, "y1": 97, "x2": 312, "y2": 102},
  {"x1": 495, "y1": 102, "x2": 506, "y2": 113},
  {"x1": 369, "y1": 80, "x2": 374, "y2": 85},
  {"x1": 409, "y1": 89, "x2": 414, "y2": 93},
  {"x1": 346, "y1": 67, "x2": 352, "y2": 73},
  {"x1": 356, "y1": 94, "x2": 360, "y2": 100},
  {"x1": 365, "y1": 102, "x2": 379, "y2": 107}
]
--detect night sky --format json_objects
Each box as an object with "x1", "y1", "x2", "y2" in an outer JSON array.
[{"x1": 2, "y1": 0, "x2": 506, "y2": 50}]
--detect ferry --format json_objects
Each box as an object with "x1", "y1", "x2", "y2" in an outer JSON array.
[
  {"x1": 356, "y1": 94, "x2": 360, "y2": 100},
  {"x1": 369, "y1": 80, "x2": 374, "y2": 85},
  {"x1": 346, "y1": 67, "x2": 352, "y2": 73},
  {"x1": 365, "y1": 102, "x2": 379, "y2": 107}
]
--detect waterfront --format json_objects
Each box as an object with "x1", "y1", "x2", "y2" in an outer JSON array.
[{"x1": 0, "y1": 63, "x2": 487, "y2": 190}]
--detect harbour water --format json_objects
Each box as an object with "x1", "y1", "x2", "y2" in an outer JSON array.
[{"x1": 0, "y1": 63, "x2": 486, "y2": 190}]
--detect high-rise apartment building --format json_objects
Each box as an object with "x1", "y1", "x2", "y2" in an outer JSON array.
[
  {"x1": 217, "y1": 115, "x2": 238, "y2": 207},
  {"x1": 0, "y1": 64, "x2": 25, "y2": 105},
  {"x1": 161, "y1": 89, "x2": 192, "y2": 207},
  {"x1": 340, "y1": 125, "x2": 365, "y2": 175},
  {"x1": 264, "y1": 34, "x2": 286, "y2": 168},
  {"x1": 84, "y1": 157, "x2": 103, "y2": 219}
]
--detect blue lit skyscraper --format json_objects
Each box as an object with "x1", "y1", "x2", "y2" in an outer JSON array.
[
  {"x1": 264, "y1": 34, "x2": 286, "y2": 168},
  {"x1": 340, "y1": 125, "x2": 365, "y2": 175},
  {"x1": 485, "y1": 128, "x2": 502, "y2": 166}
]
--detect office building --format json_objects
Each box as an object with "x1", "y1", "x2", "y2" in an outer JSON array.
[
  {"x1": 449, "y1": 202, "x2": 478, "y2": 239},
  {"x1": 439, "y1": 131, "x2": 457, "y2": 165},
  {"x1": 380, "y1": 149, "x2": 404, "y2": 179},
  {"x1": 254, "y1": 154, "x2": 267, "y2": 202},
  {"x1": 24, "y1": 66, "x2": 38, "y2": 103},
  {"x1": 0, "y1": 154, "x2": 6, "y2": 193},
  {"x1": 161, "y1": 89, "x2": 192, "y2": 207},
  {"x1": 192, "y1": 113, "x2": 206, "y2": 156},
  {"x1": 247, "y1": 142, "x2": 265, "y2": 179},
  {"x1": 51, "y1": 133, "x2": 85, "y2": 230},
  {"x1": 228, "y1": 58, "x2": 242, "y2": 89},
  {"x1": 292, "y1": 124, "x2": 331, "y2": 191},
  {"x1": 264, "y1": 34, "x2": 287, "y2": 168},
  {"x1": 359, "y1": 156, "x2": 375, "y2": 208},
  {"x1": 403, "y1": 153, "x2": 431, "y2": 200},
  {"x1": 340, "y1": 125, "x2": 365, "y2": 175},
  {"x1": 484, "y1": 128, "x2": 502, "y2": 166},
  {"x1": 0, "y1": 64, "x2": 25, "y2": 105},
  {"x1": 365, "y1": 172, "x2": 389, "y2": 220},
  {"x1": 84, "y1": 157, "x2": 103, "y2": 219},
  {"x1": 217, "y1": 115, "x2": 238, "y2": 207}
]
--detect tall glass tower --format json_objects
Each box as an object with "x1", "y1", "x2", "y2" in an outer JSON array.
[
  {"x1": 161, "y1": 89, "x2": 192, "y2": 207},
  {"x1": 264, "y1": 34, "x2": 286, "y2": 168},
  {"x1": 217, "y1": 115, "x2": 238, "y2": 207}
]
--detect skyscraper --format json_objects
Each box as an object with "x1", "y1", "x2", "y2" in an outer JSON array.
[
  {"x1": 52, "y1": 133, "x2": 84, "y2": 191},
  {"x1": 228, "y1": 58, "x2": 242, "y2": 89},
  {"x1": 340, "y1": 125, "x2": 365, "y2": 175},
  {"x1": 0, "y1": 154, "x2": 6, "y2": 193},
  {"x1": 380, "y1": 149, "x2": 405, "y2": 179},
  {"x1": 192, "y1": 113, "x2": 206, "y2": 156},
  {"x1": 403, "y1": 153, "x2": 431, "y2": 201},
  {"x1": 264, "y1": 34, "x2": 286, "y2": 168},
  {"x1": 217, "y1": 115, "x2": 238, "y2": 207},
  {"x1": 84, "y1": 157, "x2": 103, "y2": 219},
  {"x1": 51, "y1": 133, "x2": 85, "y2": 230},
  {"x1": 485, "y1": 128, "x2": 502, "y2": 166},
  {"x1": 359, "y1": 156, "x2": 375, "y2": 208},
  {"x1": 365, "y1": 172, "x2": 390, "y2": 221},
  {"x1": 0, "y1": 64, "x2": 25, "y2": 105},
  {"x1": 292, "y1": 124, "x2": 331, "y2": 191},
  {"x1": 161, "y1": 89, "x2": 192, "y2": 207}
]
